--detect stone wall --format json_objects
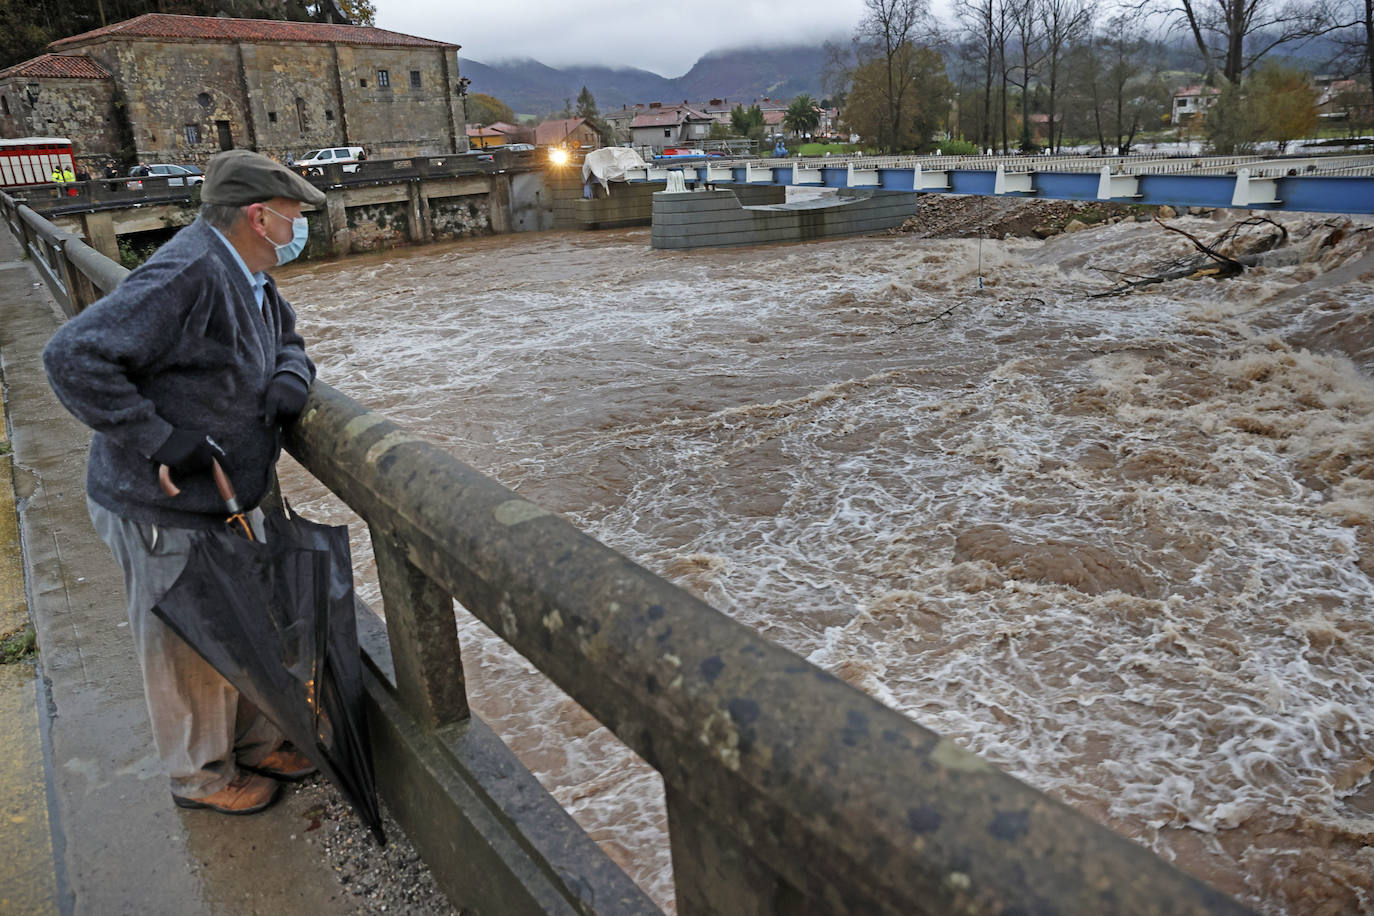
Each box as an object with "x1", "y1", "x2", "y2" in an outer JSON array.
[
  {"x1": 344, "y1": 199, "x2": 409, "y2": 251},
  {"x1": 87, "y1": 39, "x2": 250, "y2": 165},
  {"x1": 651, "y1": 188, "x2": 918, "y2": 249},
  {"x1": 332, "y1": 45, "x2": 463, "y2": 158},
  {"x1": 68, "y1": 37, "x2": 464, "y2": 166},
  {"x1": 0, "y1": 77, "x2": 119, "y2": 167},
  {"x1": 239, "y1": 42, "x2": 349, "y2": 162},
  {"x1": 430, "y1": 194, "x2": 491, "y2": 239}
]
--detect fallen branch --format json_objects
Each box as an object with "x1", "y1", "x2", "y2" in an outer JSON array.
[
  {"x1": 1093, "y1": 216, "x2": 1291, "y2": 297},
  {"x1": 886, "y1": 297, "x2": 1046, "y2": 331}
]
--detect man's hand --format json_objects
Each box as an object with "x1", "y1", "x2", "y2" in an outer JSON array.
[
  {"x1": 263, "y1": 372, "x2": 310, "y2": 426},
  {"x1": 152, "y1": 429, "x2": 225, "y2": 474}
]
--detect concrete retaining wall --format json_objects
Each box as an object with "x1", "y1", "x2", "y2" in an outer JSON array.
[
  {"x1": 574, "y1": 183, "x2": 786, "y2": 230},
  {"x1": 651, "y1": 188, "x2": 917, "y2": 249}
]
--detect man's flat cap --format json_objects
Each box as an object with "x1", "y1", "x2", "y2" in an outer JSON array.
[{"x1": 202, "y1": 149, "x2": 326, "y2": 208}]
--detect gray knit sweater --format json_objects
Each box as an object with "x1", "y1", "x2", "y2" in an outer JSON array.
[{"x1": 43, "y1": 217, "x2": 315, "y2": 528}]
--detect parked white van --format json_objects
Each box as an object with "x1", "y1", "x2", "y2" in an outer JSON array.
[{"x1": 296, "y1": 146, "x2": 366, "y2": 173}]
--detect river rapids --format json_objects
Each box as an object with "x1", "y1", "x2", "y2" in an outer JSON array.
[{"x1": 275, "y1": 201, "x2": 1374, "y2": 914}]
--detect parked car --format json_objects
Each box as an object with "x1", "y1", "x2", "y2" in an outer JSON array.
[
  {"x1": 146, "y1": 163, "x2": 204, "y2": 186},
  {"x1": 503, "y1": 143, "x2": 535, "y2": 152},
  {"x1": 296, "y1": 146, "x2": 366, "y2": 174}
]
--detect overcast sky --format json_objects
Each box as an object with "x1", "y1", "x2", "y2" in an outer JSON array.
[{"x1": 376, "y1": 0, "x2": 873, "y2": 76}]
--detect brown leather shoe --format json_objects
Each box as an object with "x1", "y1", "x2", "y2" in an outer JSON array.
[
  {"x1": 172, "y1": 771, "x2": 280, "y2": 815},
  {"x1": 241, "y1": 745, "x2": 317, "y2": 781}
]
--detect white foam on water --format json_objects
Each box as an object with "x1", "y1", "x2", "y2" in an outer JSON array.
[{"x1": 276, "y1": 216, "x2": 1374, "y2": 914}]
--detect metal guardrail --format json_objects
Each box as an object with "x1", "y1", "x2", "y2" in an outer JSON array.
[{"x1": 4, "y1": 186, "x2": 1257, "y2": 915}]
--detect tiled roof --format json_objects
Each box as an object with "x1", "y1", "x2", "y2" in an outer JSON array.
[
  {"x1": 533, "y1": 118, "x2": 586, "y2": 146},
  {"x1": 630, "y1": 105, "x2": 710, "y2": 128},
  {"x1": 1174, "y1": 85, "x2": 1221, "y2": 97},
  {"x1": 49, "y1": 13, "x2": 457, "y2": 51},
  {"x1": 0, "y1": 53, "x2": 111, "y2": 81},
  {"x1": 467, "y1": 122, "x2": 524, "y2": 137}
]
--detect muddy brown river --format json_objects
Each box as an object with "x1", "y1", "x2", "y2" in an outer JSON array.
[{"x1": 275, "y1": 205, "x2": 1374, "y2": 914}]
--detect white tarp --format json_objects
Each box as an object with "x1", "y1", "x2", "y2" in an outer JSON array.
[{"x1": 581, "y1": 147, "x2": 647, "y2": 192}]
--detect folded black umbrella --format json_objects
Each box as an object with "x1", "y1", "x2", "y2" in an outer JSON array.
[{"x1": 153, "y1": 460, "x2": 384, "y2": 843}]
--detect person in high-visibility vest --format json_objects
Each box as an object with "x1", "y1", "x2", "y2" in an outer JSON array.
[
  {"x1": 62, "y1": 166, "x2": 77, "y2": 195},
  {"x1": 51, "y1": 167, "x2": 65, "y2": 184}
]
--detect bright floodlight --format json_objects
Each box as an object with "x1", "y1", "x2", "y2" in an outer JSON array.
[{"x1": 549, "y1": 148, "x2": 569, "y2": 166}]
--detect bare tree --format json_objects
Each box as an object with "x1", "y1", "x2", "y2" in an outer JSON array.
[
  {"x1": 1040, "y1": 0, "x2": 1093, "y2": 150},
  {"x1": 1318, "y1": 0, "x2": 1374, "y2": 97},
  {"x1": 956, "y1": 0, "x2": 999, "y2": 150},
  {"x1": 1009, "y1": 0, "x2": 1048, "y2": 150},
  {"x1": 1169, "y1": 0, "x2": 1328, "y2": 84}
]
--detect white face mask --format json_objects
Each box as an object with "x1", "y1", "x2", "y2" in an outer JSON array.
[{"x1": 261, "y1": 205, "x2": 309, "y2": 266}]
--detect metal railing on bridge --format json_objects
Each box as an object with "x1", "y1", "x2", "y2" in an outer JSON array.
[
  {"x1": 2, "y1": 188, "x2": 1256, "y2": 915},
  {"x1": 3, "y1": 149, "x2": 545, "y2": 217}
]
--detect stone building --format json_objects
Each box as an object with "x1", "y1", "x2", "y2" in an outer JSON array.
[
  {"x1": 0, "y1": 13, "x2": 467, "y2": 166},
  {"x1": 0, "y1": 54, "x2": 120, "y2": 167}
]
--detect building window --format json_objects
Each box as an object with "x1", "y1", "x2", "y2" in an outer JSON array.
[
  {"x1": 184, "y1": 124, "x2": 201, "y2": 144},
  {"x1": 295, "y1": 97, "x2": 307, "y2": 133},
  {"x1": 360, "y1": 78, "x2": 368, "y2": 88},
  {"x1": 663, "y1": 128, "x2": 671, "y2": 138},
  {"x1": 1, "y1": 96, "x2": 8, "y2": 116},
  {"x1": 377, "y1": 69, "x2": 390, "y2": 88},
  {"x1": 268, "y1": 111, "x2": 277, "y2": 123},
  {"x1": 325, "y1": 109, "x2": 335, "y2": 121},
  {"x1": 410, "y1": 70, "x2": 421, "y2": 89}
]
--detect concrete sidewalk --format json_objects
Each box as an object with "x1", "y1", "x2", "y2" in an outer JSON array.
[{"x1": 0, "y1": 227, "x2": 353, "y2": 914}]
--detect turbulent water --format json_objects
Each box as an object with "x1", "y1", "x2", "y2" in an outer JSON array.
[{"x1": 274, "y1": 206, "x2": 1374, "y2": 914}]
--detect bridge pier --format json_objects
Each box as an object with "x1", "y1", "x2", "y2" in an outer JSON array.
[{"x1": 78, "y1": 210, "x2": 119, "y2": 261}]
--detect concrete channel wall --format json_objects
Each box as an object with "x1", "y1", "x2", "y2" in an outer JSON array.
[
  {"x1": 651, "y1": 188, "x2": 917, "y2": 249},
  {"x1": 2, "y1": 189, "x2": 1257, "y2": 915},
  {"x1": 12, "y1": 152, "x2": 590, "y2": 263}
]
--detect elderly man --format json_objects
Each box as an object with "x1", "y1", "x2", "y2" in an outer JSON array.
[{"x1": 42, "y1": 150, "x2": 325, "y2": 815}]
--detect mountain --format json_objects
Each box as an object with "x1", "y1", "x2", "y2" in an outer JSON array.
[{"x1": 460, "y1": 44, "x2": 831, "y2": 117}]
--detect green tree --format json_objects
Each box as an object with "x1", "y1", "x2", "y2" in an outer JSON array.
[
  {"x1": 844, "y1": 44, "x2": 952, "y2": 150},
  {"x1": 1249, "y1": 64, "x2": 1318, "y2": 151},
  {"x1": 332, "y1": 0, "x2": 375, "y2": 25},
  {"x1": 730, "y1": 103, "x2": 766, "y2": 138},
  {"x1": 575, "y1": 86, "x2": 599, "y2": 120},
  {"x1": 783, "y1": 94, "x2": 822, "y2": 136},
  {"x1": 573, "y1": 85, "x2": 611, "y2": 143},
  {"x1": 857, "y1": 0, "x2": 932, "y2": 152},
  {"x1": 1204, "y1": 81, "x2": 1263, "y2": 153},
  {"x1": 466, "y1": 92, "x2": 516, "y2": 126}
]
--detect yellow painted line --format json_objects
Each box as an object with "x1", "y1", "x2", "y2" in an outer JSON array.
[
  {"x1": 0, "y1": 431, "x2": 58, "y2": 912},
  {"x1": 0, "y1": 665, "x2": 57, "y2": 914}
]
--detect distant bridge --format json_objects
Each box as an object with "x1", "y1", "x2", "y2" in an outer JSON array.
[{"x1": 624, "y1": 152, "x2": 1374, "y2": 214}]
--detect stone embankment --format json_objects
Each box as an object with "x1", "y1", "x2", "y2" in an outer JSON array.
[{"x1": 891, "y1": 195, "x2": 1214, "y2": 240}]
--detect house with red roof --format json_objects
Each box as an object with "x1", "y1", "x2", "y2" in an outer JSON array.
[
  {"x1": 1171, "y1": 85, "x2": 1221, "y2": 125},
  {"x1": 0, "y1": 13, "x2": 469, "y2": 167},
  {"x1": 467, "y1": 121, "x2": 532, "y2": 148},
  {"x1": 533, "y1": 117, "x2": 599, "y2": 150}
]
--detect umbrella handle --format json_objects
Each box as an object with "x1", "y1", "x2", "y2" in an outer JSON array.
[{"x1": 158, "y1": 458, "x2": 243, "y2": 513}]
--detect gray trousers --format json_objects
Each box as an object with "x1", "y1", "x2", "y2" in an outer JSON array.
[{"x1": 88, "y1": 496, "x2": 283, "y2": 798}]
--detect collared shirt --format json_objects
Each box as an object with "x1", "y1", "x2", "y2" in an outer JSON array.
[{"x1": 208, "y1": 225, "x2": 267, "y2": 314}]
